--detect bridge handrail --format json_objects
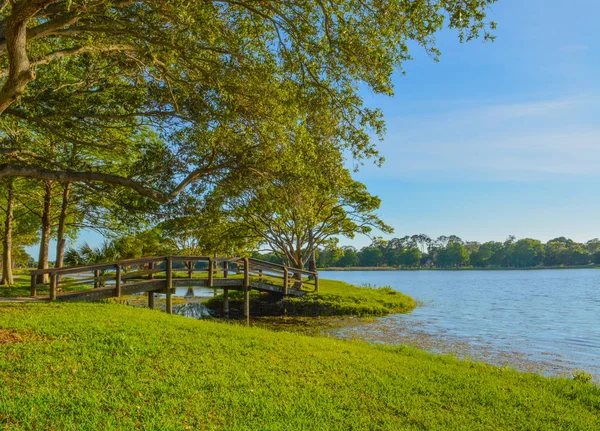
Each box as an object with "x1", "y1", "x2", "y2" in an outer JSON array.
[
  {"x1": 29, "y1": 256, "x2": 168, "y2": 276},
  {"x1": 237, "y1": 257, "x2": 318, "y2": 277},
  {"x1": 29, "y1": 255, "x2": 319, "y2": 299}
]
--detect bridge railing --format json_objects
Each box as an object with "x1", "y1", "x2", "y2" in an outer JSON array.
[
  {"x1": 29, "y1": 256, "x2": 169, "y2": 300},
  {"x1": 29, "y1": 255, "x2": 319, "y2": 300},
  {"x1": 232, "y1": 258, "x2": 319, "y2": 294}
]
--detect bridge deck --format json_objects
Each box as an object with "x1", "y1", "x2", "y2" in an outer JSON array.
[{"x1": 54, "y1": 278, "x2": 306, "y2": 302}]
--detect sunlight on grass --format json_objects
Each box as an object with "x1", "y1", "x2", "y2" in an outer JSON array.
[{"x1": 0, "y1": 302, "x2": 598, "y2": 430}]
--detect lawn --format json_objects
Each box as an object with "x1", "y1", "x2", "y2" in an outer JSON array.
[
  {"x1": 0, "y1": 270, "x2": 32, "y2": 298},
  {"x1": 0, "y1": 302, "x2": 598, "y2": 430}
]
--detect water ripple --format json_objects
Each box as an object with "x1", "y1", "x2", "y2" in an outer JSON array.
[{"x1": 322, "y1": 269, "x2": 600, "y2": 381}]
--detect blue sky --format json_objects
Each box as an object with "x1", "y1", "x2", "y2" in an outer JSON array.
[
  {"x1": 28, "y1": 0, "x2": 600, "y2": 260},
  {"x1": 345, "y1": 0, "x2": 600, "y2": 248}
]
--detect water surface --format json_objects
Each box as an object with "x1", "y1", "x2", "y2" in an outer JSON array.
[{"x1": 321, "y1": 269, "x2": 600, "y2": 379}]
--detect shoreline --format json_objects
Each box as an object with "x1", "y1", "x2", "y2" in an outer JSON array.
[{"x1": 321, "y1": 265, "x2": 600, "y2": 271}]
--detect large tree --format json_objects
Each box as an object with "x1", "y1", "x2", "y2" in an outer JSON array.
[
  {"x1": 230, "y1": 130, "x2": 391, "y2": 274},
  {"x1": 1, "y1": 0, "x2": 497, "y2": 199}
]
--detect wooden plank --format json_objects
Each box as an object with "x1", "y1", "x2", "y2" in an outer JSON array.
[
  {"x1": 247, "y1": 258, "x2": 318, "y2": 277},
  {"x1": 120, "y1": 280, "x2": 165, "y2": 295},
  {"x1": 171, "y1": 278, "x2": 243, "y2": 288},
  {"x1": 214, "y1": 279, "x2": 243, "y2": 287},
  {"x1": 121, "y1": 269, "x2": 159, "y2": 279},
  {"x1": 58, "y1": 286, "x2": 115, "y2": 302},
  {"x1": 170, "y1": 256, "x2": 211, "y2": 262}
]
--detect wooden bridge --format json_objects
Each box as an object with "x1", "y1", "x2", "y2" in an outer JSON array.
[{"x1": 28, "y1": 256, "x2": 318, "y2": 323}]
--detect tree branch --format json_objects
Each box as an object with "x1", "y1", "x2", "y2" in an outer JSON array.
[{"x1": 0, "y1": 163, "x2": 214, "y2": 203}]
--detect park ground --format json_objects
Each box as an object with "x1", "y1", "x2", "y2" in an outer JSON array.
[{"x1": 0, "y1": 279, "x2": 599, "y2": 430}]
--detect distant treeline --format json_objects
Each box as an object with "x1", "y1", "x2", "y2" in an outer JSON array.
[{"x1": 253, "y1": 235, "x2": 600, "y2": 269}]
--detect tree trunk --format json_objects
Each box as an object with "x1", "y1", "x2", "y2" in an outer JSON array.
[
  {"x1": 292, "y1": 252, "x2": 303, "y2": 288},
  {"x1": 55, "y1": 182, "x2": 70, "y2": 269},
  {"x1": 1, "y1": 180, "x2": 14, "y2": 285},
  {"x1": 36, "y1": 180, "x2": 53, "y2": 284},
  {"x1": 0, "y1": 3, "x2": 37, "y2": 115},
  {"x1": 308, "y1": 250, "x2": 317, "y2": 279},
  {"x1": 307, "y1": 231, "x2": 316, "y2": 279}
]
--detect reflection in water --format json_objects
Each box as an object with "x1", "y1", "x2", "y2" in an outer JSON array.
[
  {"x1": 173, "y1": 302, "x2": 213, "y2": 319},
  {"x1": 321, "y1": 269, "x2": 600, "y2": 381}
]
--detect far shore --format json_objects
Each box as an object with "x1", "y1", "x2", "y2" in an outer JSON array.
[{"x1": 321, "y1": 265, "x2": 600, "y2": 271}]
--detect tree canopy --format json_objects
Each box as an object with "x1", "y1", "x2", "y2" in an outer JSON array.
[
  {"x1": 1, "y1": 0, "x2": 497, "y2": 199},
  {"x1": 226, "y1": 124, "x2": 391, "y2": 270},
  {"x1": 311, "y1": 235, "x2": 600, "y2": 269},
  {"x1": 0, "y1": 0, "x2": 500, "y2": 285}
]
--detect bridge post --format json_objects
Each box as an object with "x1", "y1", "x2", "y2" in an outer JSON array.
[
  {"x1": 94, "y1": 270, "x2": 100, "y2": 288},
  {"x1": 283, "y1": 267, "x2": 289, "y2": 295},
  {"x1": 258, "y1": 269, "x2": 263, "y2": 282},
  {"x1": 30, "y1": 273, "x2": 37, "y2": 297},
  {"x1": 115, "y1": 264, "x2": 122, "y2": 297},
  {"x1": 148, "y1": 262, "x2": 154, "y2": 280},
  {"x1": 223, "y1": 261, "x2": 229, "y2": 279},
  {"x1": 166, "y1": 257, "x2": 173, "y2": 314},
  {"x1": 243, "y1": 257, "x2": 250, "y2": 325},
  {"x1": 49, "y1": 273, "x2": 57, "y2": 301},
  {"x1": 223, "y1": 288, "x2": 229, "y2": 317},
  {"x1": 148, "y1": 291, "x2": 154, "y2": 309},
  {"x1": 207, "y1": 257, "x2": 214, "y2": 287}
]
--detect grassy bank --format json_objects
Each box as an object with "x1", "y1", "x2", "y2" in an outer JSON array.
[
  {"x1": 206, "y1": 279, "x2": 416, "y2": 317},
  {"x1": 1, "y1": 302, "x2": 599, "y2": 430}
]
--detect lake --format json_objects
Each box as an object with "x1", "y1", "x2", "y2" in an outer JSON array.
[{"x1": 320, "y1": 269, "x2": 600, "y2": 380}]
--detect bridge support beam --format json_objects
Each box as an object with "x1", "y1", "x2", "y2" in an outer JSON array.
[
  {"x1": 148, "y1": 262, "x2": 154, "y2": 280},
  {"x1": 30, "y1": 275, "x2": 37, "y2": 297},
  {"x1": 94, "y1": 270, "x2": 100, "y2": 288},
  {"x1": 223, "y1": 288, "x2": 229, "y2": 317},
  {"x1": 114, "y1": 264, "x2": 122, "y2": 298},
  {"x1": 148, "y1": 291, "x2": 154, "y2": 309},
  {"x1": 49, "y1": 273, "x2": 57, "y2": 301},
  {"x1": 243, "y1": 257, "x2": 250, "y2": 325},
  {"x1": 166, "y1": 257, "x2": 173, "y2": 314}
]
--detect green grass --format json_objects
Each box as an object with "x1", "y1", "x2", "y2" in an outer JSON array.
[
  {"x1": 0, "y1": 302, "x2": 598, "y2": 430},
  {"x1": 0, "y1": 270, "x2": 33, "y2": 297},
  {"x1": 0, "y1": 269, "x2": 89, "y2": 298},
  {"x1": 205, "y1": 279, "x2": 416, "y2": 317},
  {"x1": 286, "y1": 279, "x2": 416, "y2": 316}
]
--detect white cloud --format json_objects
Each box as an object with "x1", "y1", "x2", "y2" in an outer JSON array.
[{"x1": 359, "y1": 96, "x2": 600, "y2": 180}]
